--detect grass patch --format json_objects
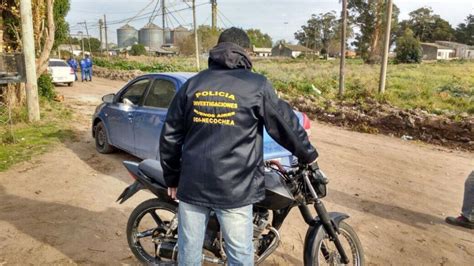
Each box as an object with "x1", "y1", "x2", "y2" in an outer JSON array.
[{"x1": 0, "y1": 100, "x2": 74, "y2": 171}]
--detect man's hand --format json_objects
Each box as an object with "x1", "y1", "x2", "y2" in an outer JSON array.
[{"x1": 168, "y1": 187, "x2": 177, "y2": 200}]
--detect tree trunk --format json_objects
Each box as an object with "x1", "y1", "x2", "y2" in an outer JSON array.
[
  {"x1": 35, "y1": 0, "x2": 55, "y2": 76},
  {"x1": 368, "y1": 1, "x2": 384, "y2": 64},
  {"x1": 1, "y1": 83, "x2": 26, "y2": 108}
]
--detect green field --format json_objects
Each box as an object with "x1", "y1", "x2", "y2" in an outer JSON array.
[{"x1": 95, "y1": 57, "x2": 474, "y2": 115}]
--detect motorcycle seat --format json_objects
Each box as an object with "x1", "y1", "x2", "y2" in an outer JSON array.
[{"x1": 138, "y1": 159, "x2": 167, "y2": 188}]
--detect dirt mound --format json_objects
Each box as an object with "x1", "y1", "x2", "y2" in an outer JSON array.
[
  {"x1": 93, "y1": 67, "x2": 143, "y2": 81},
  {"x1": 290, "y1": 96, "x2": 473, "y2": 151}
]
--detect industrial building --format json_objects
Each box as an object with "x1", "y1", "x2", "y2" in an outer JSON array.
[
  {"x1": 117, "y1": 24, "x2": 138, "y2": 48},
  {"x1": 117, "y1": 24, "x2": 191, "y2": 51}
]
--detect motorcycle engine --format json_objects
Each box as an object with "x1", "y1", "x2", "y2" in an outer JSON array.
[{"x1": 253, "y1": 209, "x2": 271, "y2": 254}]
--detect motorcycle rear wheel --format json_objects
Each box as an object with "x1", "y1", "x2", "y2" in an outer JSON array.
[
  {"x1": 126, "y1": 198, "x2": 178, "y2": 264},
  {"x1": 310, "y1": 221, "x2": 364, "y2": 266}
]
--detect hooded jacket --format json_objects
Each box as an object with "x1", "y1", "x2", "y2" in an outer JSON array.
[{"x1": 159, "y1": 42, "x2": 318, "y2": 208}]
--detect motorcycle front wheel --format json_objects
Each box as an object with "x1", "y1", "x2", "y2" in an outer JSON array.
[
  {"x1": 126, "y1": 198, "x2": 178, "y2": 264},
  {"x1": 309, "y1": 221, "x2": 364, "y2": 266}
]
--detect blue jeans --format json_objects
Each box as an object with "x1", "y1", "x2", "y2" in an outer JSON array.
[
  {"x1": 462, "y1": 171, "x2": 474, "y2": 222},
  {"x1": 87, "y1": 67, "x2": 93, "y2": 80},
  {"x1": 178, "y1": 201, "x2": 254, "y2": 266}
]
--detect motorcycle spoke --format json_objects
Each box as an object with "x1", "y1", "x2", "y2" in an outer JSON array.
[
  {"x1": 149, "y1": 210, "x2": 164, "y2": 227},
  {"x1": 135, "y1": 228, "x2": 155, "y2": 239}
]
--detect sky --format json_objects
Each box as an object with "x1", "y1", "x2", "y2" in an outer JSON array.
[{"x1": 66, "y1": 0, "x2": 474, "y2": 44}]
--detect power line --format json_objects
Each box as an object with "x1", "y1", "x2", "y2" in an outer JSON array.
[
  {"x1": 217, "y1": 9, "x2": 233, "y2": 27},
  {"x1": 77, "y1": 0, "x2": 207, "y2": 28},
  {"x1": 124, "y1": 0, "x2": 157, "y2": 25}
]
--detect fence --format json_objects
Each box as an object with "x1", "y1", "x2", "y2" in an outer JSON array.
[{"x1": 0, "y1": 53, "x2": 25, "y2": 143}]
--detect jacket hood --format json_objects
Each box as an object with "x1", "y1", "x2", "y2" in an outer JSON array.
[{"x1": 208, "y1": 42, "x2": 253, "y2": 70}]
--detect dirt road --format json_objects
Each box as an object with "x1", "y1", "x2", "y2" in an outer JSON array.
[{"x1": 0, "y1": 77, "x2": 472, "y2": 265}]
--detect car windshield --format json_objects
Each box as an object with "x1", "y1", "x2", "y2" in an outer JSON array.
[{"x1": 48, "y1": 61, "x2": 69, "y2": 67}]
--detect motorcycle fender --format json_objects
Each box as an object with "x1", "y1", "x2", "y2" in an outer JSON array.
[
  {"x1": 303, "y1": 212, "x2": 349, "y2": 265},
  {"x1": 117, "y1": 181, "x2": 144, "y2": 204}
]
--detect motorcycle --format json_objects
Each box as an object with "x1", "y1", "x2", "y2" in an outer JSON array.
[{"x1": 117, "y1": 158, "x2": 364, "y2": 265}]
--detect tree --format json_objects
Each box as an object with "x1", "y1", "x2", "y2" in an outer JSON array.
[
  {"x1": 53, "y1": 0, "x2": 70, "y2": 49},
  {"x1": 348, "y1": 0, "x2": 399, "y2": 64},
  {"x1": 1, "y1": 0, "x2": 69, "y2": 107},
  {"x1": 130, "y1": 44, "x2": 147, "y2": 56},
  {"x1": 399, "y1": 7, "x2": 454, "y2": 42},
  {"x1": 1, "y1": 0, "x2": 68, "y2": 75},
  {"x1": 68, "y1": 37, "x2": 101, "y2": 52},
  {"x1": 455, "y1": 14, "x2": 474, "y2": 45},
  {"x1": 394, "y1": 28, "x2": 422, "y2": 64},
  {"x1": 246, "y1": 28, "x2": 272, "y2": 48},
  {"x1": 294, "y1": 11, "x2": 339, "y2": 57},
  {"x1": 176, "y1": 25, "x2": 222, "y2": 55}
]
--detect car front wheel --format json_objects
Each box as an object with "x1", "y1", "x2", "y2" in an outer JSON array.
[{"x1": 95, "y1": 121, "x2": 115, "y2": 154}]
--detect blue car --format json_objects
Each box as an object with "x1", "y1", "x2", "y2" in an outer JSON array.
[{"x1": 92, "y1": 73, "x2": 311, "y2": 166}]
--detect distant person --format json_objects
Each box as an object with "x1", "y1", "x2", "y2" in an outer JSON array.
[
  {"x1": 446, "y1": 171, "x2": 474, "y2": 229},
  {"x1": 85, "y1": 54, "x2": 93, "y2": 81},
  {"x1": 67, "y1": 56, "x2": 78, "y2": 81},
  {"x1": 80, "y1": 57, "x2": 89, "y2": 82}
]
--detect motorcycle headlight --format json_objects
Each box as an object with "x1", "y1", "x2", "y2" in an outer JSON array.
[{"x1": 311, "y1": 169, "x2": 328, "y2": 198}]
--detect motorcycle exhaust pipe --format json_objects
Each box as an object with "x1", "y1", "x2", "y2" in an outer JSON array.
[
  {"x1": 155, "y1": 241, "x2": 225, "y2": 264},
  {"x1": 156, "y1": 241, "x2": 179, "y2": 261}
]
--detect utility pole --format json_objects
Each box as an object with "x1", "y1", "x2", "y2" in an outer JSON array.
[
  {"x1": 104, "y1": 14, "x2": 109, "y2": 58},
  {"x1": 20, "y1": 0, "x2": 40, "y2": 121},
  {"x1": 339, "y1": 0, "x2": 347, "y2": 96},
  {"x1": 192, "y1": 0, "x2": 200, "y2": 70},
  {"x1": 83, "y1": 20, "x2": 92, "y2": 54},
  {"x1": 68, "y1": 30, "x2": 73, "y2": 54},
  {"x1": 99, "y1": 19, "x2": 104, "y2": 53},
  {"x1": 211, "y1": 0, "x2": 217, "y2": 30},
  {"x1": 162, "y1": 0, "x2": 166, "y2": 43},
  {"x1": 379, "y1": 0, "x2": 393, "y2": 94},
  {"x1": 78, "y1": 31, "x2": 85, "y2": 56}
]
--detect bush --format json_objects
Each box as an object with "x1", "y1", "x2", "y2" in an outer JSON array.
[
  {"x1": 37, "y1": 74, "x2": 56, "y2": 100},
  {"x1": 394, "y1": 29, "x2": 422, "y2": 64},
  {"x1": 130, "y1": 44, "x2": 147, "y2": 56}
]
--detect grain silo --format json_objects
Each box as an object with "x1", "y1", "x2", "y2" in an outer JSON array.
[
  {"x1": 172, "y1": 26, "x2": 192, "y2": 45},
  {"x1": 117, "y1": 24, "x2": 138, "y2": 48},
  {"x1": 138, "y1": 23, "x2": 163, "y2": 51},
  {"x1": 164, "y1": 27, "x2": 173, "y2": 44}
]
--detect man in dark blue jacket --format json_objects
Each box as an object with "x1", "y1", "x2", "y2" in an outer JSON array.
[
  {"x1": 80, "y1": 57, "x2": 88, "y2": 82},
  {"x1": 85, "y1": 54, "x2": 93, "y2": 81},
  {"x1": 160, "y1": 28, "x2": 317, "y2": 265},
  {"x1": 66, "y1": 56, "x2": 78, "y2": 81}
]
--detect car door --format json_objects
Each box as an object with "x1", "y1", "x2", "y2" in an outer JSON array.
[
  {"x1": 106, "y1": 78, "x2": 151, "y2": 153},
  {"x1": 133, "y1": 77, "x2": 178, "y2": 159}
]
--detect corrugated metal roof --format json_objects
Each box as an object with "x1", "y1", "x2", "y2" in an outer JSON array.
[
  {"x1": 174, "y1": 26, "x2": 189, "y2": 31},
  {"x1": 141, "y1": 22, "x2": 162, "y2": 30},
  {"x1": 276, "y1": 43, "x2": 314, "y2": 52},
  {"x1": 421, "y1": 43, "x2": 453, "y2": 50},
  {"x1": 118, "y1": 24, "x2": 137, "y2": 30}
]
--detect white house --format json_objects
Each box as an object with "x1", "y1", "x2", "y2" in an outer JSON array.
[
  {"x1": 420, "y1": 43, "x2": 455, "y2": 60},
  {"x1": 252, "y1": 46, "x2": 272, "y2": 57}
]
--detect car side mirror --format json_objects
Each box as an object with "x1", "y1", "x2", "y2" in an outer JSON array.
[{"x1": 102, "y1": 93, "x2": 115, "y2": 103}]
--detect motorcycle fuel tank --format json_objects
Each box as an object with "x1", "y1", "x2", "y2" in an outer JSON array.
[{"x1": 256, "y1": 169, "x2": 295, "y2": 210}]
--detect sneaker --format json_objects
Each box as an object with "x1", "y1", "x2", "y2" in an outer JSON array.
[{"x1": 446, "y1": 215, "x2": 474, "y2": 229}]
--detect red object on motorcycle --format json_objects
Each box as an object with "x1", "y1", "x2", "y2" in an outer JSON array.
[
  {"x1": 302, "y1": 113, "x2": 311, "y2": 136},
  {"x1": 127, "y1": 171, "x2": 138, "y2": 180}
]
